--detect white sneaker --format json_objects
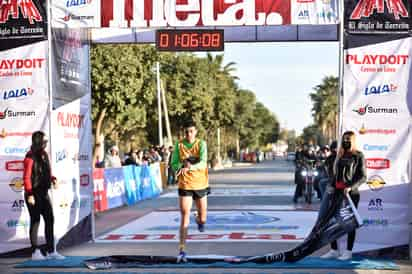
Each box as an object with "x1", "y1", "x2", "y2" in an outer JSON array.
[
  {"x1": 46, "y1": 251, "x2": 65, "y2": 260},
  {"x1": 338, "y1": 250, "x2": 352, "y2": 260},
  {"x1": 320, "y1": 249, "x2": 340, "y2": 259},
  {"x1": 31, "y1": 249, "x2": 46, "y2": 260}
]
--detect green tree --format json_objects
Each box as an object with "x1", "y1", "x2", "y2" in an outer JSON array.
[{"x1": 309, "y1": 76, "x2": 338, "y2": 144}]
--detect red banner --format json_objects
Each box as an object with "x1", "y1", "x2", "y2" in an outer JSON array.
[{"x1": 93, "y1": 168, "x2": 108, "y2": 212}]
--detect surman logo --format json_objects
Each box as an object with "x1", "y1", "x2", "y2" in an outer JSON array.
[{"x1": 350, "y1": 0, "x2": 409, "y2": 20}]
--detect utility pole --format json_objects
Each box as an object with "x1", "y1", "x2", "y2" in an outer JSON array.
[
  {"x1": 160, "y1": 81, "x2": 172, "y2": 146},
  {"x1": 156, "y1": 62, "x2": 163, "y2": 146}
]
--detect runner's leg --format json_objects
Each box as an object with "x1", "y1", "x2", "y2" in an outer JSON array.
[
  {"x1": 179, "y1": 195, "x2": 193, "y2": 252},
  {"x1": 195, "y1": 196, "x2": 207, "y2": 225}
]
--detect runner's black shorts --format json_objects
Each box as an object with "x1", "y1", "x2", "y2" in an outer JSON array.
[{"x1": 178, "y1": 187, "x2": 211, "y2": 200}]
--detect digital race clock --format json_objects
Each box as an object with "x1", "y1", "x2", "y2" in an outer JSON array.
[{"x1": 156, "y1": 29, "x2": 224, "y2": 52}]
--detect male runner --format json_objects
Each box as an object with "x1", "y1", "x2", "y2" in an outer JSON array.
[{"x1": 171, "y1": 119, "x2": 209, "y2": 262}]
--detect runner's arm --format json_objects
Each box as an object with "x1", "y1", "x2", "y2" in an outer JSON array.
[{"x1": 189, "y1": 140, "x2": 207, "y2": 170}]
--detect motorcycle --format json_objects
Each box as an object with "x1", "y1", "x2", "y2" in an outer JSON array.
[{"x1": 300, "y1": 160, "x2": 319, "y2": 204}]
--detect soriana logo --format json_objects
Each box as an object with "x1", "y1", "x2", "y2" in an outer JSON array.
[
  {"x1": 366, "y1": 158, "x2": 390, "y2": 170},
  {"x1": 350, "y1": 0, "x2": 409, "y2": 20},
  {"x1": 6, "y1": 160, "x2": 24, "y2": 172},
  {"x1": 102, "y1": 0, "x2": 291, "y2": 28},
  {"x1": 0, "y1": 0, "x2": 43, "y2": 24}
]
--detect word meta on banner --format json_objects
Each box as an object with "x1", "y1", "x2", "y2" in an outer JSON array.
[{"x1": 156, "y1": 29, "x2": 224, "y2": 52}]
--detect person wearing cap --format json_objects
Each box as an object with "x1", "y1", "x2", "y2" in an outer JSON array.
[
  {"x1": 171, "y1": 119, "x2": 209, "y2": 263},
  {"x1": 23, "y1": 131, "x2": 65, "y2": 260},
  {"x1": 104, "y1": 145, "x2": 122, "y2": 168}
]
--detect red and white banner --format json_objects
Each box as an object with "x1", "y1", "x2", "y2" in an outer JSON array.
[
  {"x1": 342, "y1": 36, "x2": 412, "y2": 252},
  {"x1": 0, "y1": 41, "x2": 49, "y2": 254},
  {"x1": 50, "y1": 95, "x2": 93, "y2": 239}
]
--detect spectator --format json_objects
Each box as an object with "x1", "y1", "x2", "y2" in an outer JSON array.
[{"x1": 104, "y1": 145, "x2": 122, "y2": 168}]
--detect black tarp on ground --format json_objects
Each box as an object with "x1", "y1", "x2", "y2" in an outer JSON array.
[{"x1": 84, "y1": 188, "x2": 362, "y2": 269}]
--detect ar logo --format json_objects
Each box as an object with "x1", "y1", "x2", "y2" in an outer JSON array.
[{"x1": 350, "y1": 0, "x2": 408, "y2": 20}]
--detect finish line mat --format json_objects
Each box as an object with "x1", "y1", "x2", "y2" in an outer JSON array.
[{"x1": 15, "y1": 255, "x2": 400, "y2": 270}]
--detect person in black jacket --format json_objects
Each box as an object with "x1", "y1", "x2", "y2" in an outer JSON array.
[
  {"x1": 320, "y1": 131, "x2": 366, "y2": 260},
  {"x1": 23, "y1": 131, "x2": 65, "y2": 260}
]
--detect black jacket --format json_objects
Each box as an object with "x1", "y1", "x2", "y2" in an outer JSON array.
[{"x1": 333, "y1": 150, "x2": 366, "y2": 194}]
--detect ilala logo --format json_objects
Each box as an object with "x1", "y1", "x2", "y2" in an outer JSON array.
[
  {"x1": 364, "y1": 84, "x2": 397, "y2": 95},
  {"x1": 2, "y1": 87, "x2": 34, "y2": 100}
]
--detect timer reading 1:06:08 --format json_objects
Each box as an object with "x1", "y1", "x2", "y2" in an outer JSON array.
[{"x1": 156, "y1": 29, "x2": 224, "y2": 51}]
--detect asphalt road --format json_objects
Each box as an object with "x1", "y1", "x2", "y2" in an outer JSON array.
[{"x1": 2, "y1": 159, "x2": 411, "y2": 273}]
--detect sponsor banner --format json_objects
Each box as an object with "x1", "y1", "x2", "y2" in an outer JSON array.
[
  {"x1": 0, "y1": 101, "x2": 49, "y2": 157},
  {"x1": 291, "y1": 0, "x2": 339, "y2": 24},
  {"x1": 51, "y1": 28, "x2": 90, "y2": 105},
  {"x1": 93, "y1": 168, "x2": 108, "y2": 212},
  {"x1": 344, "y1": 0, "x2": 411, "y2": 34},
  {"x1": 123, "y1": 165, "x2": 139, "y2": 206},
  {"x1": 102, "y1": 0, "x2": 291, "y2": 28},
  {"x1": 50, "y1": 95, "x2": 92, "y2": 239},
  {"x1": 0, "y1": 202, "x2": 31, "y2": 251},
  {"x1": 97, "y1": 210, "x2": 317, "y2": 243},
  {"x1": 344, "y1": 37, "x2": 411, "y2": 118},
  {"x1": 0, "y1": 41, "x2": 48, "y2": 87},
  {"x1": 342, "y1": 35, "x2": 412, "y2": 251},
  {"x1": 355, "y1": 184, "x2": 409, "y2": 252},
  {"x1": 0, "y1": 0, "x2": 47, "y2": 51},
  {"x1": 104, "y1": 167, "x2": 127, "y2": 209},
  {"x1": 52, "y1": 0, "x2": 101, "y2": 28}
]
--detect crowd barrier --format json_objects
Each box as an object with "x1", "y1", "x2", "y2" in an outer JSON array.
[{"x1": 93, "y1": 163, "x2": 163, "y2": 212}]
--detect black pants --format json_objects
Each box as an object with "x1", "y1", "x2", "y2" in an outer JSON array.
[
  {"x1": 331, "y1": 192, "x2": 360, "y2": 251},
  {"x1": 25, "y1": 192, "x2": 55, "y2": 253}
]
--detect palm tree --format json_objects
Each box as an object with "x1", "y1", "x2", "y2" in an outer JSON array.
[{"x1": 310, "y1": 76, "x2": 338, "y2": 144}]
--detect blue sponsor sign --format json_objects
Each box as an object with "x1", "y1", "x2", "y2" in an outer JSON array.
[
  {"x1": 104, "y1": 168, "x2": 127, "y2": 209},
  {"x1": 122, "y1": 165, "x2": 138, "y2": 205}
]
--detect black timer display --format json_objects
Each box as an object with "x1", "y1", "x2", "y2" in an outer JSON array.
[{"x1": 156, "y1": 29, "x2": 224, "y2": 52}]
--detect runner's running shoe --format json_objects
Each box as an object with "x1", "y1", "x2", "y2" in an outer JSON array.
[{"x1": 177, "y1": 251, "x2": 187, "y2": 263}]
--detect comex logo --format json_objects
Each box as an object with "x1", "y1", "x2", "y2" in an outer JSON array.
[
  {"x1": 363, "y1": 144, "x2": 389, "y2": 151},
  {"x1": 367, "y1": 175, "x2": 386, "y2": 191},
  {"x1": 364, "y1": 84, "x2": 397, "y2": 96}
]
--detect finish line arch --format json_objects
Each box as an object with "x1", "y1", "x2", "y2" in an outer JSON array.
[{"x1": 0, "y1": 0, "x2": 411, "y2": 260}]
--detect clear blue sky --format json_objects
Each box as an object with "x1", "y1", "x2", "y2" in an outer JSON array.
[{"x1": 221, "y1": 42, "x2": 339, "y2": 135}]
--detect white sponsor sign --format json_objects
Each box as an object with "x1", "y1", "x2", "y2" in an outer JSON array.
[
  {"x1": 0, "y1": 41, "x2": 48, "y2": 87},
  {"x1": 97, "y1": 211, "x2": 317, "y2": 243},
  {"x1": 50, "y1": 95, "x2": 92, "y2": 238},
  {"x1": 291, "y1": 0, "x2": 339, "y2": 24},
  {"x1": 52, "y1": 0, "x2": 101, "y2": 28},
  {"x1": 342, "y1": 37, "x2": 412, "y2": 252}
]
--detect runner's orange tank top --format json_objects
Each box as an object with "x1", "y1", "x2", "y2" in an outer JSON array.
[{"x1": 177, "y1": 139, "x2": 208, "y2": 190}]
